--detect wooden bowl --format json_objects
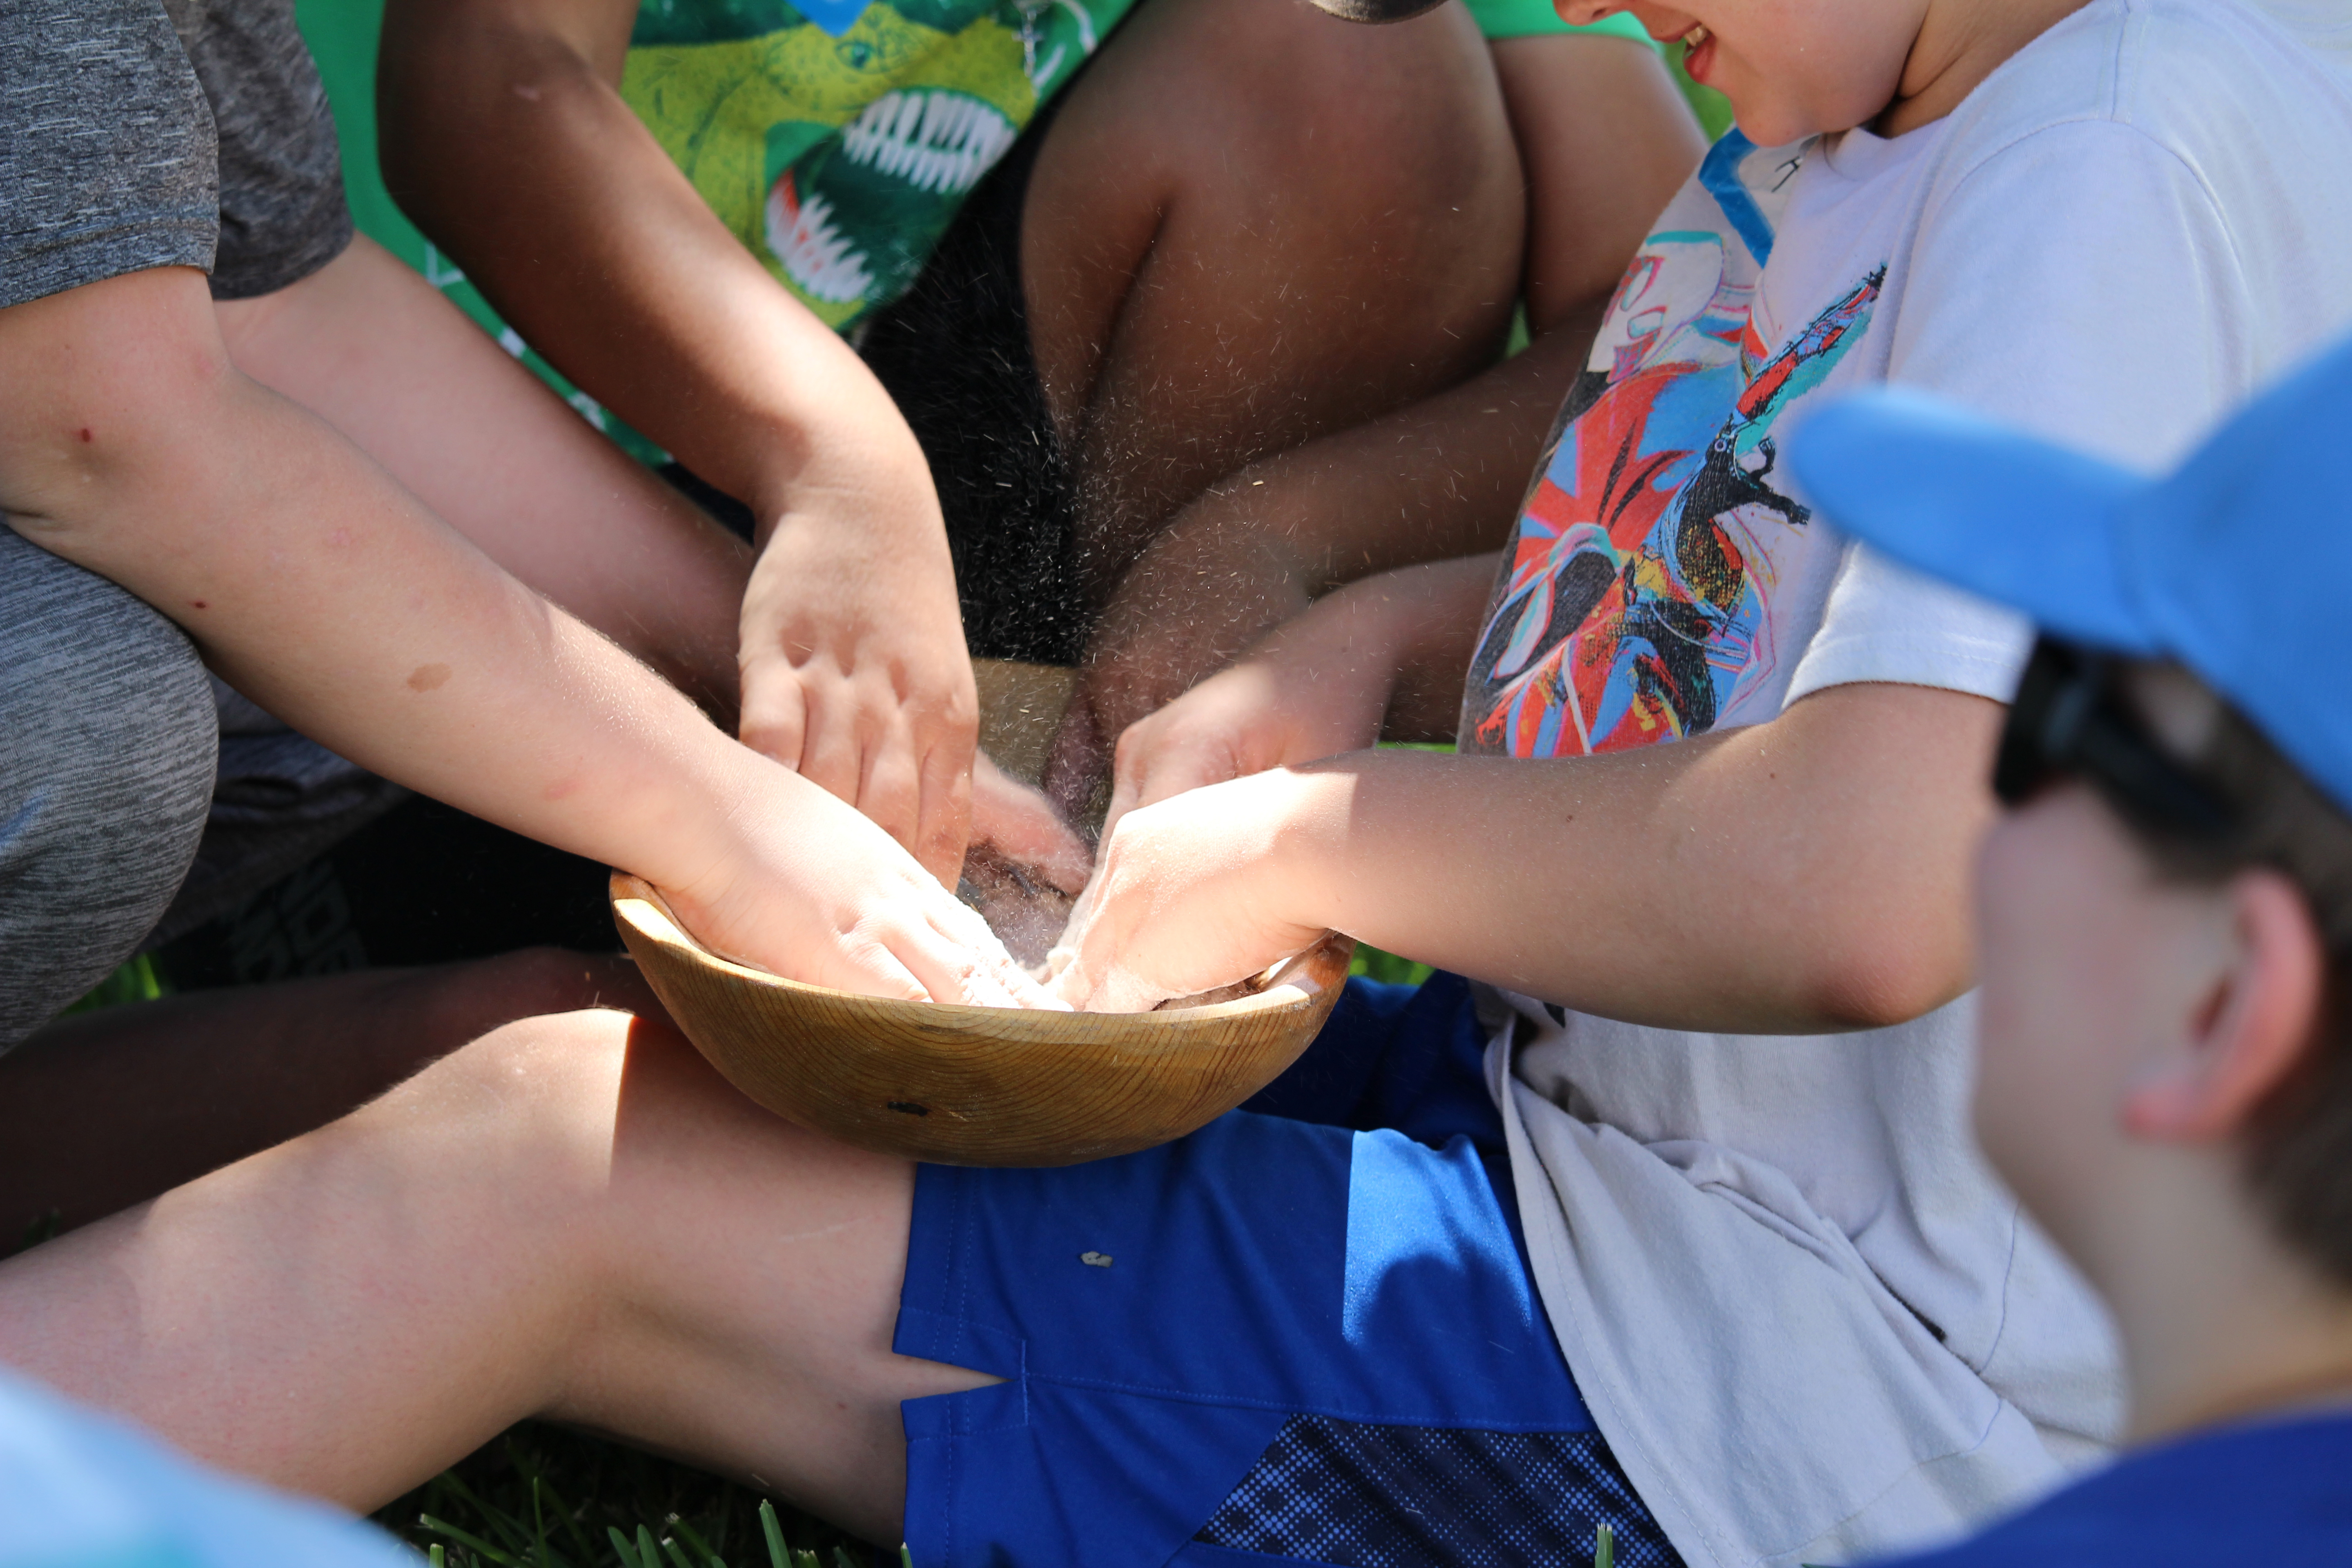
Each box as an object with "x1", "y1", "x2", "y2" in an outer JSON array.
[{"x1": 610, "y1": 873, "x2": 1353, "y2": 1166}]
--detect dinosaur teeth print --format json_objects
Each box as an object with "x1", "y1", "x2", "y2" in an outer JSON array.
[
  {"x1": 838, "y1": 88, "x2": 1019, "y2": 196},
  {"x1": 621, "y1": 0, "x2": 1135, "y2": 330},
  {"x1": 765, "y1": 173, "x2": 876, "y2": 304}
]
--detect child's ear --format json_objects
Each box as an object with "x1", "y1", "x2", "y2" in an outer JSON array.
[{"x1": 2124, "y1": 869, "x2": 2327, "y2": 1144}]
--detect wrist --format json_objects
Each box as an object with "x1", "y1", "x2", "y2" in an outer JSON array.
[
  {"x1": 742, "y1": 415, "x2": 937, "y2": 550},
  {"x1": 623, "y1": 727, "x2": 785, "y2": 908},
  {"x1": 1235, "y1": 763, "x2": 1356, "y2": 943},
  {"x1": 1265, "y1": 578, "x2": 1413, "y2": 718}
]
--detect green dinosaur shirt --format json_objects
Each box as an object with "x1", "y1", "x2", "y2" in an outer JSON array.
[{"x1": 624, "y1": 0, "x2": 1136, "y2": 333}]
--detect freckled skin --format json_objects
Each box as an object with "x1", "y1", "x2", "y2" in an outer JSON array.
[{"x1": 406, "y1": 662, "x2": 453, "y2": 692}]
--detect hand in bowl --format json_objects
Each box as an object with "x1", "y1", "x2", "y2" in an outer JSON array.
[
  {"x1": 657, "y1": 751, "x2": 1067, "y2": 1009},
  {"x1": 1049, "y1": 767, "x2": 1335, "y2": 1013}
]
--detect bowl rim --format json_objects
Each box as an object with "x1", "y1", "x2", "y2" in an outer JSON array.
[{"x1": 609, "y1": 873, "x2": 1341, "y2": 1026}]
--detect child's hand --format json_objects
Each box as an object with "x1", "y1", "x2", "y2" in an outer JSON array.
[
  {"x1": 659, "y1": 755, "x2": 1063, "y2": 1009},
  {"x1": 1102, "y1": 593, "x2": 1396, "y2": 833},
  {"x1": 736, "y1": 490, "x2": 980, "y2": 889},
  {"x1": 1050, "y1": 768, "x2": 1335, "y2": 1013},
  {"x1": 970, "y1": 752, "x2": 1092, "y2": 895},
  {"x1": 1043, "y1": 512, "x2": 1316, "y2": 818},
  {"x1": 1103, "y1": 652, "x2": 1382, "y2": 835},
  {"x1": 1097, "y1": 554, "x2": 1499, "y2": 833}
]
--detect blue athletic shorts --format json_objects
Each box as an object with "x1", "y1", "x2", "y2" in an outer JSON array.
[{"x1": 895, "y1": 974, "x2": 1682, "y2": 1568}]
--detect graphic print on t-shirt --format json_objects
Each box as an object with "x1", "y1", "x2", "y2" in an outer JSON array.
[
  {"x1": 622, "y1": 0, "x2": 1133, "y2": 333},
  {"x1": 1461, "y1": 139, "x2": 1885, "y2": 760}
]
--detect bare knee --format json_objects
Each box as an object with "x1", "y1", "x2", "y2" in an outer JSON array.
[
  {"x1": 1029, "y1": 0, "x2": 1523, "y2": 442},
  {"x1": 363, "y1": 1008, "x2": 640, "y2": 1215},
  {"x1": 1220, "y1": 0, "x2": 1521, "y2": 247},
  {"x1": 1117, "y1": 0, "x2": 1519, "y2": 313},
  {"x1": 398, "y1": 1002, "x2": 631, "y2": 1112},
  {"x1": 1260, "y1": 10, "x2": 1526, "y2": 385}
]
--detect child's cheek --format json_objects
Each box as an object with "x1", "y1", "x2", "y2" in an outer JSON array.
[{"x1": 1970, "y1": 812, "x2": 2092, "y2": 1200}]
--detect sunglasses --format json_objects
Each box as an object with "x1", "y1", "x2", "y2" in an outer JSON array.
[{"x1": 1994, "y1": 637, "x2": 2234, "y2": 838}]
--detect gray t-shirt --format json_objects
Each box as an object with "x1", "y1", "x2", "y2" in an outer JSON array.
[{"x1": 0, "y1": 0, "x2": 351, "y2": 311}]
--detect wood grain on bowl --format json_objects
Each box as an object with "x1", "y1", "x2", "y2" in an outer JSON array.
[{"x1": 610, "y1": 874, "x2": 1352, "y2": 1166}]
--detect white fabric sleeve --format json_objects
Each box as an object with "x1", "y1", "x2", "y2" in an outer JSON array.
[
  {"x1": 1785, "y1": 542, "x2": 2032, "y2": 706},
  {"x1": 1787, "y1": 117, "x2": 2250, "y2": 708}
]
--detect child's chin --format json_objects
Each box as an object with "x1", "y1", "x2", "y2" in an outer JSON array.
[
  {"x1": 1725, "y1": 98, "x2": 1801, "y2": 147},
  {"x1": 1730, "y1": 103, "x2": 1843, "y2": 149}
]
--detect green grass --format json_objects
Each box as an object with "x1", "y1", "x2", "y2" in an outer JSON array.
[
  {"x1": 371, "y1": 1424, "x2": 886, "y2": 1568},
  {"x1": 59, "y1": 952, "x2": 168, "y2": 1016},
  {"x1": 1348, "y1": 945, "x2": 1436, "y2": 988}
]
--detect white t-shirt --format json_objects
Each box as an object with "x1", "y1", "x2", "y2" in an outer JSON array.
[{"x1": 1455, "y1": 5, "x2": 2352, "y2": 1565}]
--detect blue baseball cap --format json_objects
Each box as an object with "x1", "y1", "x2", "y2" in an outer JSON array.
[{"x1": 1790, "y1": 330, "x2": 2352, "y2": 816}]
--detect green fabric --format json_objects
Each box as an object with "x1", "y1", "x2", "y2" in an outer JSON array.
[
  {"x1": 622, "y1": 0, "x2": 1136, "y2": 333},
  {"x1": 1465, "y1": 0, "x2": 1656, "y2": 48}
]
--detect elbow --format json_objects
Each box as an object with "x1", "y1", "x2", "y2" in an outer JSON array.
[
  {"x1": 0, "y1": 269, "x2": 239, "y2": 525},
  {"x1": 1792, "y1": 911, "x2": 1974, "y2": 1034}
]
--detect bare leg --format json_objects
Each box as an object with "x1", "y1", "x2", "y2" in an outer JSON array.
[
  {"x1": 215, "y1": 237, "x2": 752, "y2": 718},
  {"x1": 0, "y1": 951, "x2": 663, "y2": 1238},
  {"x1": 0, "y1": 1011, "x2": 983, "y2": 1544},
  {"x1": 1023, "y1": 0, "x2": 1524, "y2": 608}
]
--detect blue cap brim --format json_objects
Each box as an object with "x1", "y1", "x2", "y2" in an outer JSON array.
[{"x1": 1791, "y1": 390, "x2": 2161, "y2": 657}]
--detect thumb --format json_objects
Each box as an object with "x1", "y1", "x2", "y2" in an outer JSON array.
[
  {"x1": 737, "y1": 661, "x2": 811, "y2": 772},
  {"x1": 971, "y1": 751, "x2": 1093, "y2": 893},
  {"x1": 1102, "y1": 740, "x2": 1147, "y2": 840}
]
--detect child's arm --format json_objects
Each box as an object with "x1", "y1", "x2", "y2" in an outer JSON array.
[
  {"x1": 0, "y1": 266, "x2": 1040, "y2": 1006},
  {"x1": 1059, "y1": 680, "x2": 2001, "y2": 1032},
  {"x1": 1102, "y1": 553, "x2": 1498, "y2": 827},
  {"x1": 377, "y1": 0, "x2": 981, "y2": 884},
  {"x1": 216, "y1": 235, "x2": 754, "y2": 725},
  {"x1": 1044, "y1": 35, "x2": 1704, "y2": 800}
]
